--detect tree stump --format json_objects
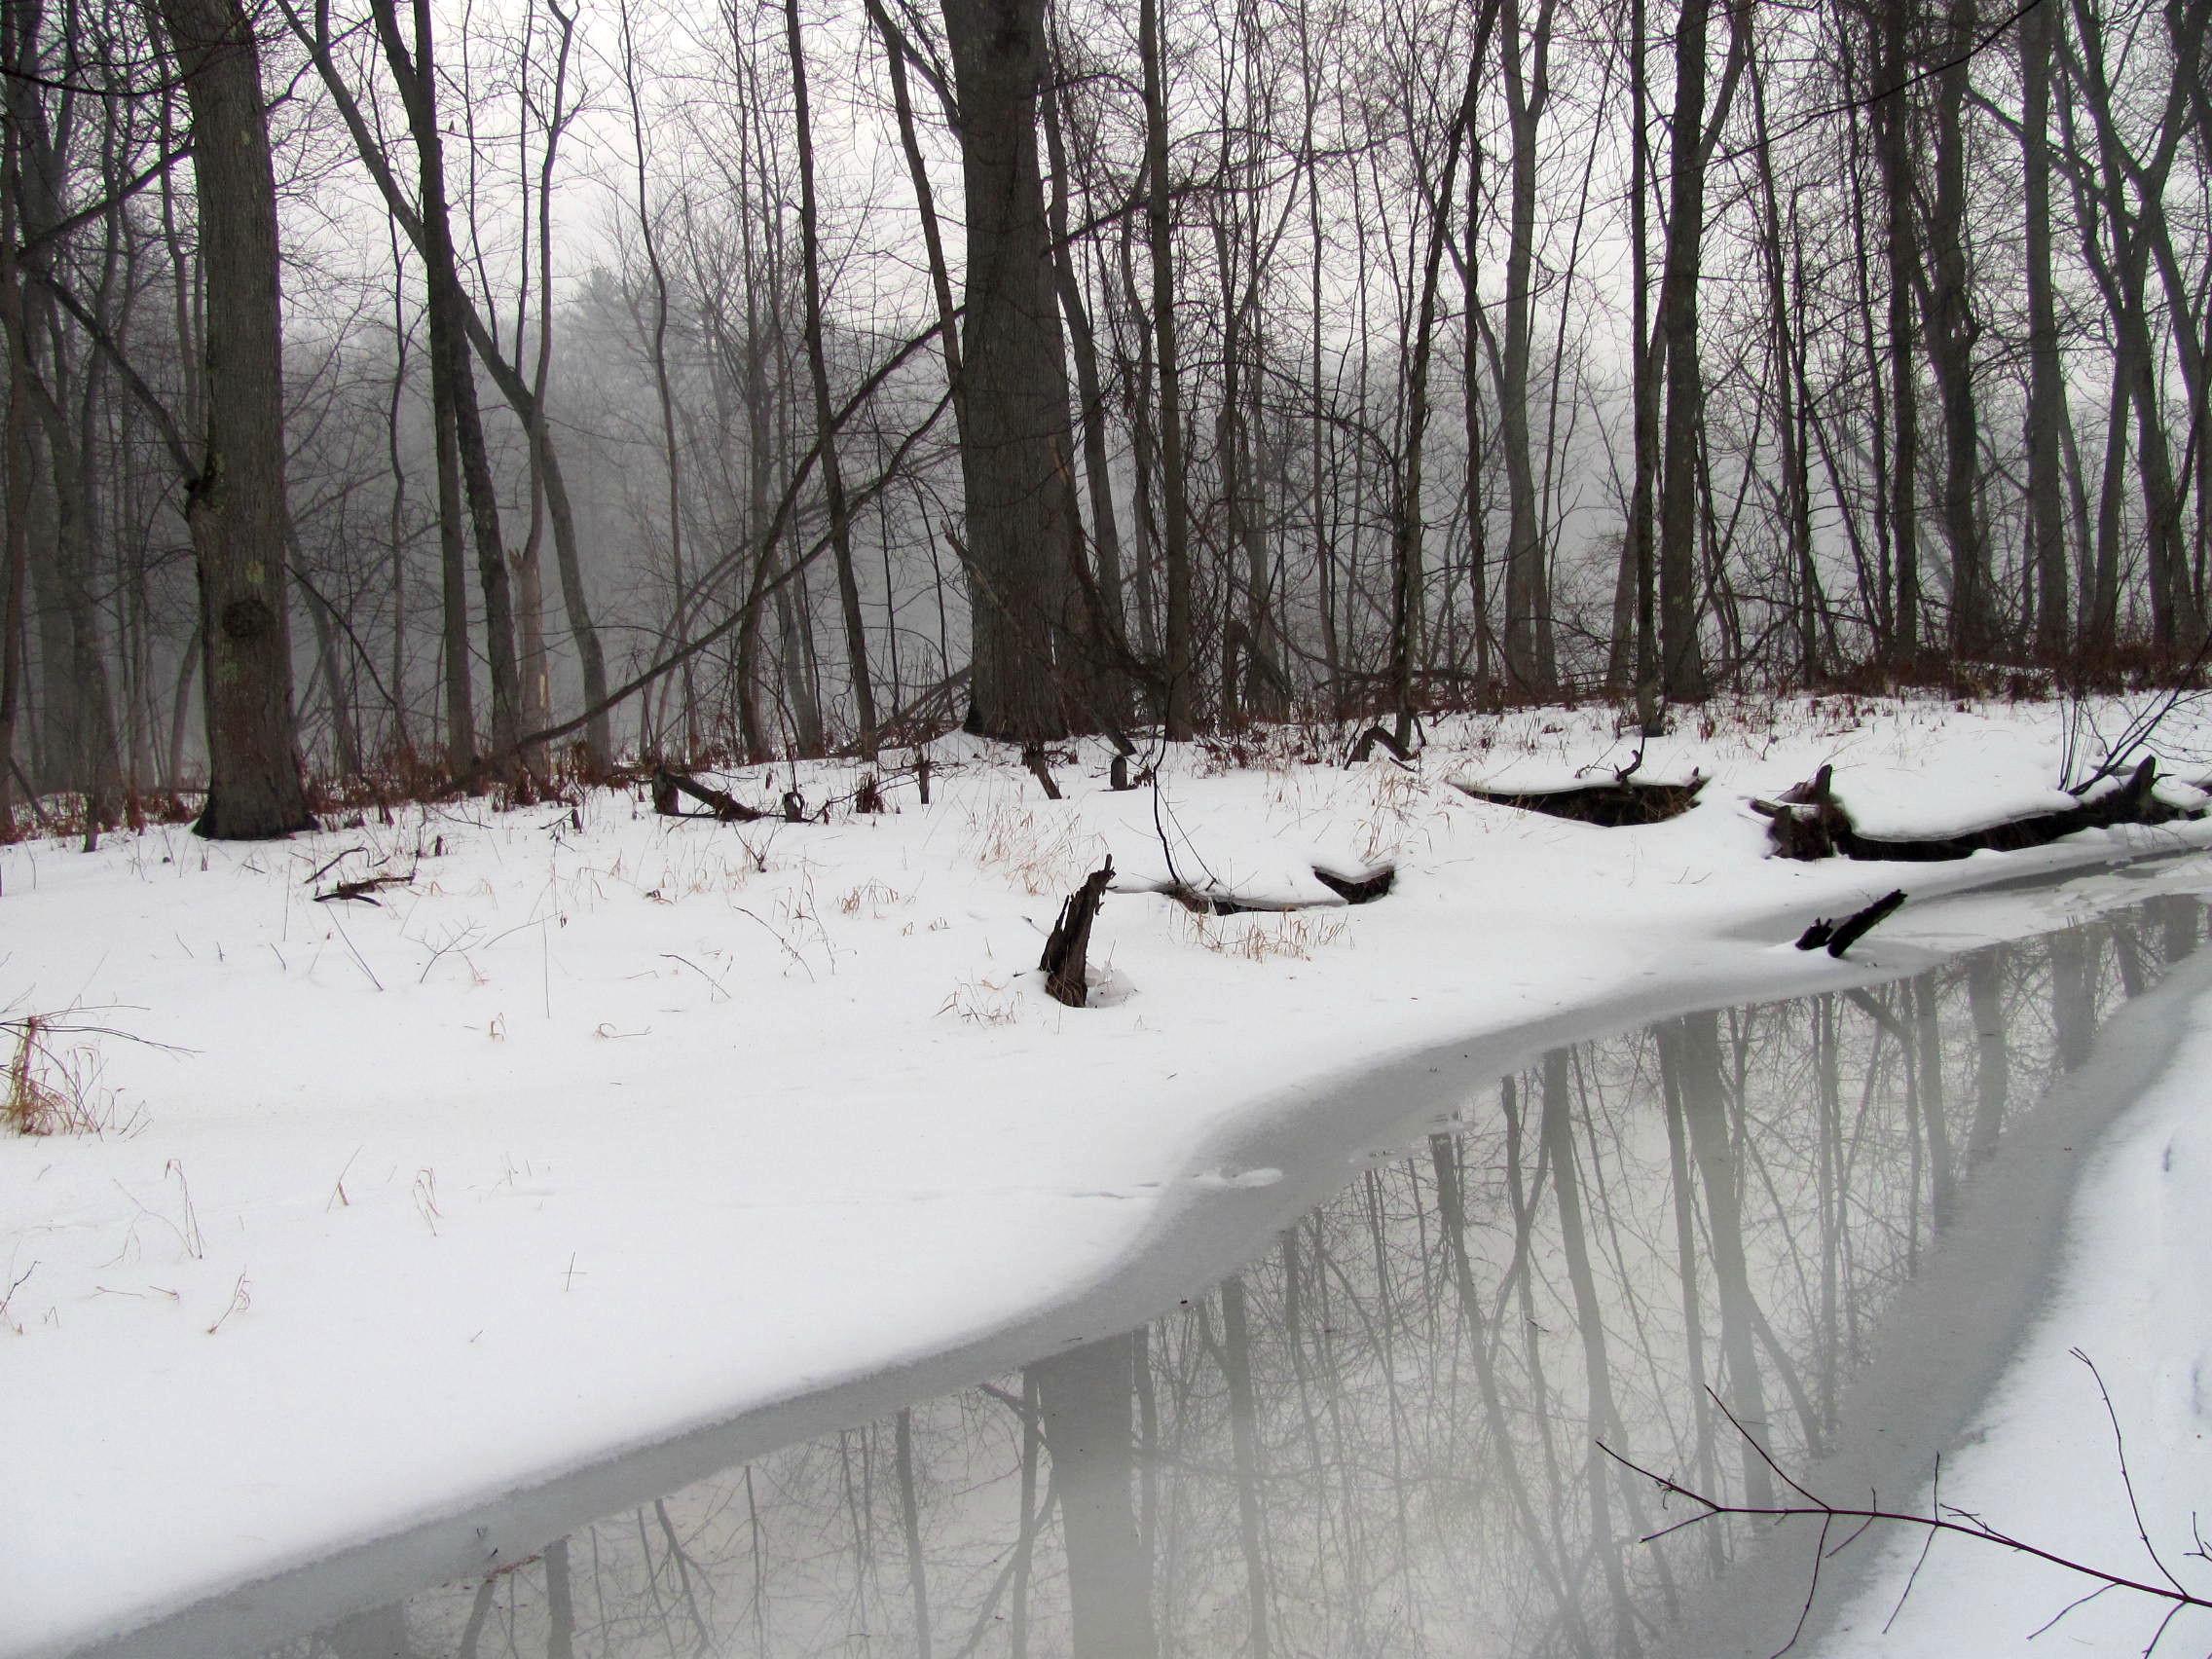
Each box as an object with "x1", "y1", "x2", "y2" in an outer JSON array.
[{"x1": 1041, "y1": 858, "x2": 1115, "y2": 1007}]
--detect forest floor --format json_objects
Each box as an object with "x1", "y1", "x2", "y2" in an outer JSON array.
[{"x1": 9, "y1": 690, "x2": 2212, "y2": 1659}]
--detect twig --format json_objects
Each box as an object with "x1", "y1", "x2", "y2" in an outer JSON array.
[
  {"x1": 2074, "y1": 1347, "x2": 2188, "y2": 1596},
  {"x1": 325, "y1": 908, "x2": 385, "y2": 992},
  {"x1": 204, "y1": 1271, "x2": 250, "y2": 1335},
  {"x1": 1884, "y1": 1455, "x2": 1940, "y2": 1634},
  {"x1": 302, "y1": 845, "x2": 367, "y2": 886},
  {"x1": 660, "y1": 952, "x2": 731, "y2": 1003},
  {"x1": 1600, "y1": 1380, "x2": 2212, "y2": 1652}
]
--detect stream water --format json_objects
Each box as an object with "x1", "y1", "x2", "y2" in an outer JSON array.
[{"x1": 302, "y1": 887, "x2": 2212, "y2": 1659}]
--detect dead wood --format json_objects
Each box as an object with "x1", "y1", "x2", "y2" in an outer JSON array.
[
  {"x1": 1761, "y1": 756, "x2": 2192, "y2": 863},
  {"x1": 1311, "y1": 863, "x2": 1395, "y2": 903},
  {"x1": 314, "y1": 871, "x2": 413, "y2": 906},
  {"x1": 1346, "y1": 724, "x2": 1415, "y2": 765},
  {"x1": 1022, "y1": 742, "x2": 1063, "y2": 800},
  {"x1": 651, "y1": 765, "x2": 767, "y2": 824},
  {"x1": 1152, "y1": 860, "x2": 1396, "y2": 915},
  {"x1": 1456, "y1": 772, "x2": 1706, "y2": 828},
  {"x1": 1041, "y1": 858, "x2": 1114, "y2": 1007},
  {"x1": 1795, "y1": 888, "x2": 1905, "y2": 957}
]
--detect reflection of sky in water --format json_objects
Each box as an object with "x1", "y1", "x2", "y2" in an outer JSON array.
[{"x1": 306, "y1": 896, "x2": 2203, "y2": 1659}]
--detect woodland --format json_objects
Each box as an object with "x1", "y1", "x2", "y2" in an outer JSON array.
[{"x1": 0, "y1": 0, "x2": 2206, "y2": 838}]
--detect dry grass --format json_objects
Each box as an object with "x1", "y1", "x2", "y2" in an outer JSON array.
[
  {"x1": 4, "y1": 1015, "x2": 136, "y2": 1137},
  {"x1": 1179, "y1": 908, "x2": 1347, "y2": 963},
  {"x1": 837, "y1": 878, "x2": 904, "y2": 918},
  {"x1": 937, "y1": 974, "x2": 1020, "y2": 1025},
  {"x1": 961, "y1": 786, "x2": 1104, "y2": 896}
]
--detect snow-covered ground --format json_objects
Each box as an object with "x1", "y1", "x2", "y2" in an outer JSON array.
[
  {"x1": 8, "y1": 693, "x2": 2212, "y2": 1659},
  {"x1": 1804, "y1": 953, "x2": 2212, "y2": 1657}
]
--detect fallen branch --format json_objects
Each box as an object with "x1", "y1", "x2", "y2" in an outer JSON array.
[
  {"x1": 1794, "y1": 888, "x2": 1906, "y2": 957},
  {"x1": 1602, "y1": 1368, "x2": 2212, "y2": 1657},
  {"x1": 1345, "y1": 724, "x2": 1415, "y2": 766},
  {"x1": 651, "y1": 765, "x2": 767, "y2": 824},
  {"x1": 314, "y1": 871, "x2": 413, "y2": 906},
  {"x1": 1022, "y1": 742, "x2": 1063, "y2": 801}
]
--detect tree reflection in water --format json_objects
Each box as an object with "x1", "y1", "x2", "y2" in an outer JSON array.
[{"x1": 327, "y1": 895, "x2": 2203, "y2": 1659}]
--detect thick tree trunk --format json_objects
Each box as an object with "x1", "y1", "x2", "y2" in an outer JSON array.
[
  {"x1": 160, "y1": 0, "x2": 312, "y2": 838},
  {"x1": 942, "y1": 0, "x2": 1085, "y2": 741}
]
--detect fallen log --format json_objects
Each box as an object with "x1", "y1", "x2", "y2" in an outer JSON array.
[
  {"x1": 1754, "y1": 756, "x2": 2192, "y2": 862},
  {"x1": 1795, "y1": 888, "x2": 1906, "y2": 958},
  {"x1": 1147, "y1": 861, "x2": 1397, "y2": 916},
  {"x1": 1346, "y1": 725, "x2": 1415, "y2": 765},
  {"x1": 1041, "y1": 858, "x2": 1115, "y2": 1007},
  {"x1": 651, "y1": 765, "x2": 767, "y2": 824},
  {"x1": 1311, "y1": 864, "x2": 1395, "y2": 903},
  {"x1": 1455, "y1": 772, "x2": 1706, "y2": 828}
]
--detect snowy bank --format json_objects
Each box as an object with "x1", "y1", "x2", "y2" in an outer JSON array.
[{"x1": 7, "y1": 693, "x2": 2212, "y2": 1658}]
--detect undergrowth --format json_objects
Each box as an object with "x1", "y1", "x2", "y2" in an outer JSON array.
[{"x1": 4, "y1": 1014, "x2": 137, "y2": 1137}]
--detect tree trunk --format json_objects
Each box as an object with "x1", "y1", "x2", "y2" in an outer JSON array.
[
  {"x1": 1041, "y1": 55, "x2": 1134, "y2": 717},
  {"x1": 159, "y1": 0, "x2": 312, "y2": 838},
  {"x1": 2020, "y1": 0, "x2": 2070, "y2": 656},
  {"x1": 784, "y1": 0, "x2": 876, "y2": 756},
  {"x1": 1496, "y1": 0, "x2": 1553, "y2": 696},
  {"x1": 1875, "y1": 0, "x2": 1920, "y2": 663},
  {"x1": 371, "y1": 0, "x2": 524, "y2": 779},
  {"x1": 942, "y1": 0, "x2": 1085, "y2": 741},
  {"x1": 1139, "y1": 0, "x2": 1194, "y2": 737},
  {"x1": 1658, "y1": 0, "x2": 1716, "y2": 698},
  {"x1": 1928, "y1": 0, "x2": 1991, "y2": 658}
]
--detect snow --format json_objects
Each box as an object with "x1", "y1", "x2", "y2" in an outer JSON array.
[
  {"x1": 1803, "y1": 952, "x2": 2212, "y2": 1657},
  {"x1": 7, "y1": 692, "x2": 2212, "y2": 1659}
]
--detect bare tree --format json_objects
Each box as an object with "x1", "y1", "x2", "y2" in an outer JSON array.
[{"x1": 158, "y1": 0, "x2": 312, "y2": 837}]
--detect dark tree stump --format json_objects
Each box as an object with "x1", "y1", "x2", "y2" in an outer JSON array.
[
  {"x1": 1041, "y1": 858, "x2": 1114, "y2": 1007},
  {"x1": 1751, "y1": 763, "x2": 1851, "y2": 859}
]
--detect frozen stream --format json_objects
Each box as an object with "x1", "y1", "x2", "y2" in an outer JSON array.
[{"x1": 285, "y1": 879, "x2": 2212, "y2": 1659}]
